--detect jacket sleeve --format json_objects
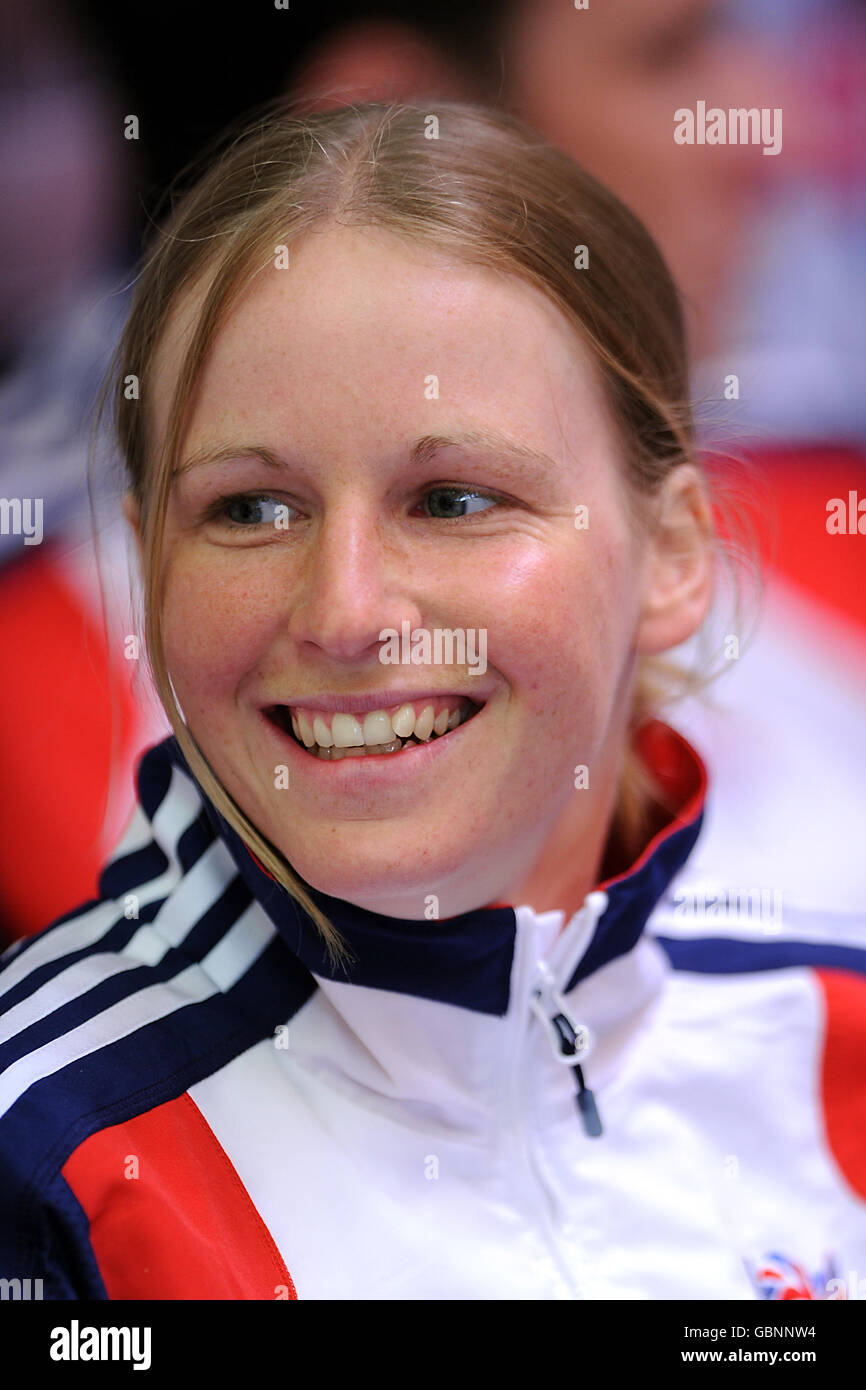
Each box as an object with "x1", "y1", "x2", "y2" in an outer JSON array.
[{"x1": 0, "y1": 1140, "x2": 109, "y2": 1300}]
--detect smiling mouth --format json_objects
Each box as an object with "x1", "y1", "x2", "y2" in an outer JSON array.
[{"x1": 265, "y1": 697, "x2": 483, "y2": 759}]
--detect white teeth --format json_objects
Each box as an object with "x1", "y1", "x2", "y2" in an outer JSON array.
[
  {"x1": 363, "y1": 711, "x2": 394, "y2": 746},
  {"x1": 433, "y1": 708, "x2": 450, "y2": 736},
  {"x1": 296, "y1": 711, "x2": 316, "y2": 747},
  {"x1": 282, "y1": 698, "x2": 478, "y2": 753},
  {"x1": 313, "y1": 715, "x2": 333, "y2": 747},
  {"x1": 413, "y1": 704, "x2": 435, "y2": 741},
  {"x1": 331, "y1": 712, "x2": 365, "y2": 747},
  {"x1": 390, "y1": 703, "x2": 416, "y2": 738}
]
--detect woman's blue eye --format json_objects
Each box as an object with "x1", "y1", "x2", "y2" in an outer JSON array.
[
  {"x1": 218, "y1": 495, "x2": 286, "y2": 528},
  {"x1": 422, "y1": 488, "x2": 497, "y2": 519},
  {"x1": 210, "y1": 486, "x2": 499, "y2": 532}
]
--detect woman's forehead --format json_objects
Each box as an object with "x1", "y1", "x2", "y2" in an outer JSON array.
[{"x1": 151, "y1": 224, "x2": 611, "y2": 468}]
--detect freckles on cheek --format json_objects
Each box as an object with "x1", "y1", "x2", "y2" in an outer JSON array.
[
  {"x1": 162, "y1": 554, "x2": 280, "y2": 689},
  {"x1": 495, "y1": 543, "x2": 625, "y2": 716},
  {"x1": 495, "y1": 550, "x2": 586, "y2": 660}
]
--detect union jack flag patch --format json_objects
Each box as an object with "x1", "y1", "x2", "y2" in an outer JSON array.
[{"x1": 745, "y1": 1251, "x2": 842, "y2": 1300}]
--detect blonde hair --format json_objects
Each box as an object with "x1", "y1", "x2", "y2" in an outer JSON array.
[{"x1": 99, "y1": 97, "x2": 745, "y2": 968}]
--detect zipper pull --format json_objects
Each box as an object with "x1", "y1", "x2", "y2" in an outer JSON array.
[{"x1": 532, "y1": 961, "x2": 603, "y2": 1139}]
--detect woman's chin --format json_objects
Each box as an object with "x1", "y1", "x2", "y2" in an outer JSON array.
[{"x1": 276, "y1": 835, "x2": 474, "y2": 920}]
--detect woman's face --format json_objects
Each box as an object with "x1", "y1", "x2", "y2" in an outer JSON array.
[{"x1": 148, "y1": 224, "x2": 699, "y2": 919}]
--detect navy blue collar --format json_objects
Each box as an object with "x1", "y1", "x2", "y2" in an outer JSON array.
[{"x1": 153, "y1": 721, "x2": 706, "y2": 1015}]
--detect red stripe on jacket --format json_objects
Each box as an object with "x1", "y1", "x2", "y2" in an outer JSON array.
[
  {"x1": 814, "y1": 968, "x2": 866, "y2": 1203},
  {"x1": 62, "y1": 1091, "x2": 298, "y2": 1299}
]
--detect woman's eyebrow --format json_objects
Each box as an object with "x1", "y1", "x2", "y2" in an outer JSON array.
[
  {"x1": 410, "y1": 430, "x2": 560, "y2": 475},
  {"x1": 174, "y1": 443, "x2": 284, "y2": 476},
  {"x1": 175, "y1": 430, "x2": 561, "y2": 479}
]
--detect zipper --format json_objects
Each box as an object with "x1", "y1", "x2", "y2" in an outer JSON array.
[
  {"x1": 531, "y1": 958, "x2": 603, "y2": 1138},
  {"x1": 496, "y1": 909, "x2": 608, "y2": 1297}
]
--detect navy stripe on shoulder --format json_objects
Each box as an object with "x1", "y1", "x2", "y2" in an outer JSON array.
[
  {"x1": 0, "y1": 900, "x2": 163, "y2": 1015},
  {"x1": 0, "y1": 735, "x2": 320, "y2": 1191},
  {"x1": 0, "y1": 743, "x2": 215, "y2": 1004},
  {"x1": 654, "y1": 934, "x2": 866, "y2": 977},
  {"x1": 1, "y1": 934, "x2": 317, "y2": 1182},
  {"x1": 0, "y1": 879, "x2": 255, "y2": 1069}
]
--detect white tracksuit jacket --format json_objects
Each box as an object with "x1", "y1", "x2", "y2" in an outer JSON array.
[{"x1": 1, "y1": 721, "x2": 865, "y2": 1301}]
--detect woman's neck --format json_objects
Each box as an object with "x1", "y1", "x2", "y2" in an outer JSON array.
[{"x1": 500, "y1": 739, "x2": 627, "y2": 920}]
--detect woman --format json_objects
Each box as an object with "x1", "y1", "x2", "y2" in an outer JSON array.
[{"x1": 1, "y1": 100, "x2": 863, "y2": 1302}]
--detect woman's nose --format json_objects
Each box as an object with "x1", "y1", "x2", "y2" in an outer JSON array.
[{"x1": 285, "y1": 506, "x2": 422, "y2": 662}]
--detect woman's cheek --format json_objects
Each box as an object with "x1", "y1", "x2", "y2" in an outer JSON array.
[
  {"x1": 509, "y1": 557, "x2": 631, "y2": 740},
  {"x1": 161, "y1": 547, "x2": 279, "y2": 692},
  {"x1": 496, "y1": 545, "x2": 612, "y2": 672}
]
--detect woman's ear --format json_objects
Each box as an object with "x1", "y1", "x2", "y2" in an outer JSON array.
[{"x1": 634, "y1": 464, "x2": 714, "y2": 655}]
